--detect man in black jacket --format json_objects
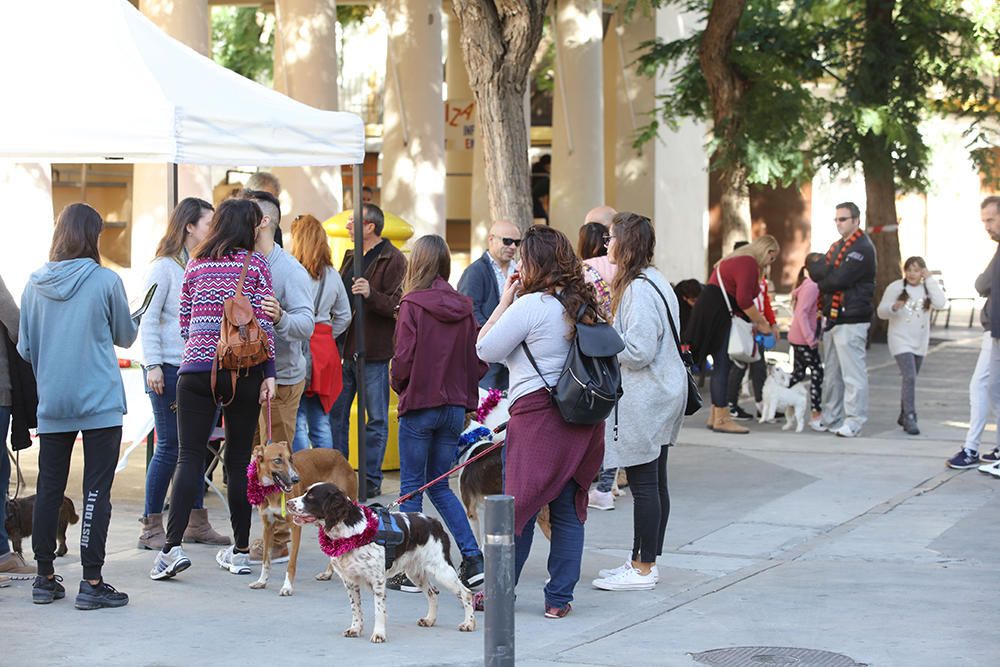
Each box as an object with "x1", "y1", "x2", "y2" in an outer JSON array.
[
  {"x1": 806, "y1": 202, "x2": 877, "y2": 438},
  {"x1": 458, "y1": 220, "x2": 520, "y2": 390}
]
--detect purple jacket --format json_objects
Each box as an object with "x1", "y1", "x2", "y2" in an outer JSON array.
[{"x1": 390, "y1": 277, "x2": 486, "y2": 416}]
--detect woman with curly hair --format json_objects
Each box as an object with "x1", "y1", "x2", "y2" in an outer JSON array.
[{"x1": 476, "y1": 224, "x2": 605, "y2": 619}]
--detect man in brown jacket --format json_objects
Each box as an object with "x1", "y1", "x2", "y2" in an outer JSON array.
[{"x1": 330, "y1": 203, "x2": 406, "y2": 498}]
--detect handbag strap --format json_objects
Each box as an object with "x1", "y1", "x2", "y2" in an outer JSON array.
[
  {"x1": 715, "y1": 263, "x2": 736, "y2": 316},
  {"x1": 636, "y1": 275, "x2": 692, "y2": 366},
  {"x1": 313, "y1": 268, "x2": 328, "y2": 317},
  {"x1": 236, "y1": 249, "x2": 253, "y2": 297}
]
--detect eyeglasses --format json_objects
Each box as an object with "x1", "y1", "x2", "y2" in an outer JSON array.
[
  {"x1": 834, "y1": 216, "x2": 857, "y2": 223},
  {"x1": 603, "y1": 233, "x2": 616, "y2": 247},
  {"x1": 501, "y1": 237, "x2": 521, "y2": 247}
]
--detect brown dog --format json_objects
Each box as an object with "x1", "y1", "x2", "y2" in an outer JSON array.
[
  {"x1": 249, "y1": 442, "x2": 357, "y2": 596},
  {"x1": 5, "y1": 495, "x2": 79, "y2": 558},
  {"x1": 459, "y1": 442, "x2": 551, "y2": 543}
]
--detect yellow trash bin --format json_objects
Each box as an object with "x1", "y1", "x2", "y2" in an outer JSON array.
[{"x1": 322, "y1": 210, "x2": 413, "y2": 472}]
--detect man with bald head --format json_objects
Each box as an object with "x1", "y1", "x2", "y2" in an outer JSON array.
[
  {"x1": 458, "y1": 220, "x2": 521, "y2": 390},
  {"x1": 585, "y1": 205, "x2": 617, "y2": 228}
]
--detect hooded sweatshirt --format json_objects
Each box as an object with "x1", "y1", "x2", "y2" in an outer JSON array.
[
  {"x1": 390, "y1": 276, "x2": 486, "y2": 416},
  {"x1": 17, "y1": 258, "x2": 138, "y2": 433}
]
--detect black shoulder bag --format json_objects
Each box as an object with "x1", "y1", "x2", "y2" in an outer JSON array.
[{"x1": 637, "y1": 275, "x2": 703, "y2": 416}]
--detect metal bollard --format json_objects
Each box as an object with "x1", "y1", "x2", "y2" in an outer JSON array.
[{"x1": 484, "y1": 495, "x2": 515, "y2": 667}]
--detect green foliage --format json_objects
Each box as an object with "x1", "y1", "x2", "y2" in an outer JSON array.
[
  {"x1": 632, "y1": 0, "x2": 1000, "y2": 191},
  {"x1": 337, "y1": 6, "x2": 372, "y2": 26},
  {"x1": 211, "y1": 7, "x2": 274, "y2": 85},
  {"x1": 633, "y1": 0, "x2": 828, "y2": 188}
]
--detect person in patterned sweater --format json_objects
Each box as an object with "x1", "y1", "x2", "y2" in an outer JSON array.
[{"x1": 150, "y1": 198, "x2": 277, "y2": 581}]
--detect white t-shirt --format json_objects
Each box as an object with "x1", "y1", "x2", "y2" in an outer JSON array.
[{"x1": 476, "y1": 292, "x2": 570, "y2": 405}]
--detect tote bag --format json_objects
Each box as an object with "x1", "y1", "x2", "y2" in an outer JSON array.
[{"x1": 716, "y1": 264, "x2": 759, "y2": 364}]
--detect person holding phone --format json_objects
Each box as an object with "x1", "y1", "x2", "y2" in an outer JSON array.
[{"x1": 137, "y1": 198, "x2": 230, "y2": 551}]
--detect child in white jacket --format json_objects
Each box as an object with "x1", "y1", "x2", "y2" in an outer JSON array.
[{"x1": 876, "y1": 256, "x2": 946, "y2": 435}]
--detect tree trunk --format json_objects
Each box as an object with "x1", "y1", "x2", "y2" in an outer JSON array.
[
  {"x1": 698, "y1": 0, "x2": 750, "y2": 251},
  {"x1": 858, "y1": 0, "x2": 902, "y2": 344},
  {"x1": 718, "y1": 166, "x2": 752, "y2": 255},
  {"x1": 453, "y1": 0, "x2": 547, "y2": 232}
]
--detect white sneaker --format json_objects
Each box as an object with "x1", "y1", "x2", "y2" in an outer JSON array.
[
  {"x1": 592, "y1": 566, "x2": 657, "y2": 591},
  {"x1": 216, "y1": 545, "x2": 252, "y2": 575},
  {"x1": 150, "y1": 546, "x2": 191, "y2": 580},
  {"x1": 808, "y1": 417, "x2": 828, "y2": 432},
  {"x1": 979, "y1": 462, "x2": 1000, "y2": 478},
  {"x1": 597, "y1": 560, "x2": 659, "y2": 582},
  {"x1": 587, "y1": 489, "x2": 615, "y2": 511},
  {"x1": 833, "y1": 423, "x2": 860, "y2": 438}
]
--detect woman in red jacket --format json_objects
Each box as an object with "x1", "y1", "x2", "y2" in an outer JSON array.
[
  {"x1": 390, "y1": 235, "x2": 486, "y2": 593},
  {"x1": 685, "y1": 236, "x2": 779, "y2": 434}
]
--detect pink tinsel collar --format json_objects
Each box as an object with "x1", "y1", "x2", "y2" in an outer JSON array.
[
  {"x1": 318, "y1": 504, "x2": 379, "y2": 557},
  {"x1": 476, "y1": 388, "x2": 503, "y2": 423},
  {"x1": 246, "y1": 458, "x2": 281, "y2": 507}
]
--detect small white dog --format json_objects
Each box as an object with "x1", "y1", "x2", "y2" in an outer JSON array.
[{"x1": 759, "y1": 365, "x2": 809, "y2": 432}]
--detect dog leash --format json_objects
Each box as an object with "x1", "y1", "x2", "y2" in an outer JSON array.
[{"x1": 388, "y1": 432, "x2": 505, "y2": 511}]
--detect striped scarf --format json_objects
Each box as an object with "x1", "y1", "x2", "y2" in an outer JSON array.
[{"x1": 825, "y1": 229, "x2": 863, "y2": 321}]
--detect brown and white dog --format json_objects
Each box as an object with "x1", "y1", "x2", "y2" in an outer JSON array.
[
  {"x1": 286, "y1": 482, "x2": 476, "y2": 643},
  {"x1": 4, "y1": 495, "x2": 78, "y2": 558},
  {"x1": 249, "y1": 442, "x2": 357, "y2": 596}
]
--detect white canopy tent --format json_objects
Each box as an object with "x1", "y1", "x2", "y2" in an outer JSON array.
[
  {"x1": 0, "y1": 0, "x2": 365, "y2": 166},
  {"x1": 0, "y1": 0, "x2": 373, "y2": 496}
]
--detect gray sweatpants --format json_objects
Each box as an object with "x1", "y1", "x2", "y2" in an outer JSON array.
[
  {"x1": 820, "y1": 322, "x2": 869, "y2": 433},
  {"x1": 895, "y1": 352, "x2": 923, "y2": 416}
]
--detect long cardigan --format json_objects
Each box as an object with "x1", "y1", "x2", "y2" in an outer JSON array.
[{"x1": 605, "y1": 267, "x2": 686, "y2": 468}]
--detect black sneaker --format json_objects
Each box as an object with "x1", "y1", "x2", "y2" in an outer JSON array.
[
  {"x1": 728, "y1": 404, "x2": 753, "y2": 421},
  {"x1": 459, "y1": 554, "x2": 485, "y2": 589},
  {"x1": 32, "y1": 574, "x2": 65, "y2": 604},
  {"x1": 947, "y1": 449, "x2": 981, "y2": 470},
  {"x1": 386, "y1": 572, "x2": 421, "y2": 593},
  {"x1": 365, "y1": 485, "x2": 382, "y2": 500},
  {"x1": 980, "y1": 447, "x2": 1000, "y2": 464},
  {"x1": 75, "y1": 579, "x2": 129, "y2": 610}
]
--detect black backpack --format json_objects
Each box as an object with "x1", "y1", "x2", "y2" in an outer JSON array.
[{"x1": 521, "y1": 295, "x2": 625, "y2": 425}]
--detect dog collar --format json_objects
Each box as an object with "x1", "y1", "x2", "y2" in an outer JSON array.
[
  {"x1": 318, "y1": 504, "x2": 379, "y2": 557},
  {"x1": 246, "y1": 459, "x2": 282, "y2": 507}
]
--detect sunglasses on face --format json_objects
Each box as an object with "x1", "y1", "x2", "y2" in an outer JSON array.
[
  {"x1": 603, "y1": 233, "x2": 615, "y2": 246},
  {"x1": 500, "y1": 237, "x2": 521, "y2": 247},
  {"x1": 834, "y1": 216, "x2": 857, "y2": 223}
]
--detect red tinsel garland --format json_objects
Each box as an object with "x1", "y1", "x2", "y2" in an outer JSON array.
[
  {"x1": 317, "y1": 504, "x2": 379, "y2": 557},
  {"x1": 246, "y1": 458, "x2": 280, "y2": 507}
]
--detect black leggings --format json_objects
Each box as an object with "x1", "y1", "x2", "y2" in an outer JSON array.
[
  {"x1": 165, "y1": 370, "x2": 262, "y2": 551},
  {"x1": 727, "y1": 358, "x2": 766, "y2": 404},
  {"x1": 624, "y1": 445, "x2": 670, "y2": 563},
  {"x1": 34, "y1": 427, "x2": 120, "y2": 581},
  {"x1": 789, "y1": 344, "x2": 823, "y2": 413}
]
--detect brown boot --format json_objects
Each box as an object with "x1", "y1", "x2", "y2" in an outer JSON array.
[
  {"x1": 182, "y1": 508, "x2": 232, "y2": 545},
  {"x1": 137, "y1": 513, "x2": 165, "y2": 550},
  {"x1": 711, "y1": 406, "x2": 749, "y2": 434}
]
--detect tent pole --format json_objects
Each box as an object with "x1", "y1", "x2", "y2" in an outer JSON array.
[
  {"x1": 168, "y1": 163, "x2": 179, "y2": 210},
  {"x1": 352, "y1": 163, "x2": 367, "y2": 500}
]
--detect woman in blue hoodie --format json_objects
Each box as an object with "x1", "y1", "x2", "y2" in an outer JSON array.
[{"x1": 18, "y1": 203, "x2": 138, "y2": 610}]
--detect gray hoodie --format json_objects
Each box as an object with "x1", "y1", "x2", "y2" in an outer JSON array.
[
  {"x1": 17, "y1": 259, "x2": 138, "y2": 433},
  {"x1": 266, "y1": 245, "x2": 315, "y2": 385}
]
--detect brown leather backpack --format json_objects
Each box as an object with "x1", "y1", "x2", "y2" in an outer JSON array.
[{"x1": 211, "y1": 251, "x2": 270, "y2": 405}]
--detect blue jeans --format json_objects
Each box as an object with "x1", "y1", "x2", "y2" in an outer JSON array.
[
  {"x1": 512, "y1": 479, "x2": 584, "y2": 608},
  {"x1": 293, "y1": 394, "x2": 334, "y2": 452},
  {"x1": 398, "y1": 406, "x2": 482, "y2": 559},
  {"x1": 330, "y1": 359, "x2": 390, "y2": 487},
  {"x1": 143, "y1": 364, "x2": 204, "y2": 516},
  {"x1": 0, "y1": 405, "x2": 11, "y2": 556}
]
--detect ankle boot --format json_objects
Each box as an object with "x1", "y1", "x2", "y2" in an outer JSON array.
[
  {"x1": 711, "y1": 406, "x2": 749, "y2": 434},
  {"x1": 182, "y1": 508, "x2": 232, "y2": 545},
  {"x1": 137, "y1": 514, "x2": 166, "y2": 551}
]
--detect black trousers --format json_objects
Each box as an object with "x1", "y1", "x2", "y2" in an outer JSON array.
[
  {"x1": 728, "y1": 358, "x2": 766, "y2": 405},
  {"x1": 624, "y1": 445, "x2": 670, "y2": 563},
  {"x1": 165, "y1": 369, "x2": 262, "y2": 550},
  {"x1": 33, "y1": 426, "x2": 121, "y2": 581}
]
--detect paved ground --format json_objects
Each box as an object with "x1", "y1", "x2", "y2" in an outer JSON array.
[{"x1": 2, "y1": 321, "x2": 997, "y2": 666}]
